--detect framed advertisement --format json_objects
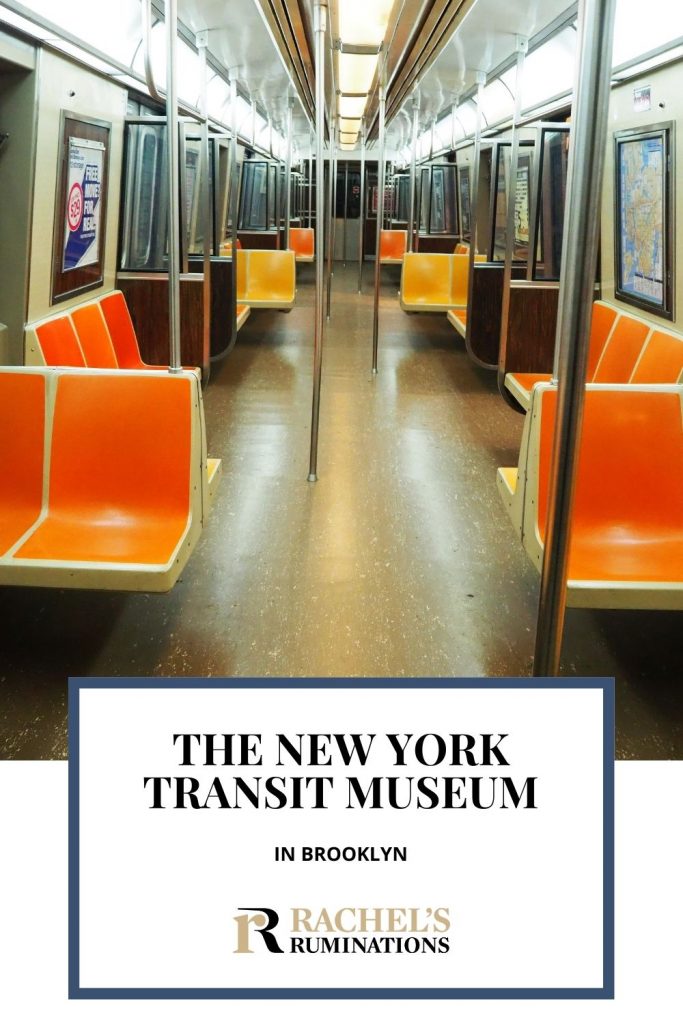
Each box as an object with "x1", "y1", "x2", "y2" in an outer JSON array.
[
  {"x1": 51, "y1": 111, "x2": 111, "y2": 304},
  {"x1": 614, "y1": 122, "x2": 674, "y2": 319}
]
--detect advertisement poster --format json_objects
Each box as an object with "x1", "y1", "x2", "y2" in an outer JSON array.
[{"x1": 62, "y1": 137, "x2": 104, "y2": 272}]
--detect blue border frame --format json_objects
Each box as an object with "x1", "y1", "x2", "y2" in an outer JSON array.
[{"x1": 68, "y1": 676, "x2": 614, "y2": 1001}]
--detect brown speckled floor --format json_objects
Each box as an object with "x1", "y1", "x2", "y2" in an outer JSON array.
[{"x1": 0, "y1": 264, "x2": 681, "y2": 759}]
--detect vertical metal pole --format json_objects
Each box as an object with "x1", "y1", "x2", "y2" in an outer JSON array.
[
  {"x1": 372, "y1": 81, "x2": 386, "y2": 375},
  {"x1": 387, "y1": 161, "x2": 393, "y2": 228},
  {"x1": 533, "y1": 0, "x2": 617, "y2": 676},
  {"x1": 343, "y1": 161, "x2": 348, "y2": 265},
  {"x1": 284, "y1": 98, "x2": 294, "y2": 250},
  {"x1": 407, "y1": 96, "x2": 419, "y2": 252},
  {"x1": 358, "y1": 121, "x2": 365, "y2": 291},
  {"x1": 165, "y1": 0, "x2": 181, "y2": 371},
  {"x1": 197, "y1": 32, "x2": 211, "y2": 377},
  {"x1": 469, "y1": 71, "x2": 486, "y2": 259},
  {"x1": 308, "y1": 0, "x2": 327, "y2": 482},
  {"x1": 229, "y1": 75, "x2": 239, "y2": 348},
  {"x1": 499, "y1": 39, "x2": 527, "y2": 372},
  {"x1": 326, "y1": 118, "x2": 335, "y2": 319},
  {"x1": 308, "y1": 133, "x2": 314, "y2": 227}
]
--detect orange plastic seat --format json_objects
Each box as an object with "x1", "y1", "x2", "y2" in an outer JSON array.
[
  {"x1": 219, "y1": 238, "x2": 242, "y2": 255},
  {"x1": 0, "y1": 372, "x2": 45, "y2": 555},
  {"x1": 34, "y1": 317, "x2": 85, "y2": 367},
  {"x1": 400, "y1": 253, "x2": 452, "y2": 310},
  {"x1": 505, "y1": 300, "x2": 621, "y2": 409},
  {"x1": 379, "y1": 230, "x2": 406, "y2": 264},
  {"x1": 236, "y1": 304, "x2": 251, "y2": 331},
  {"x1": 290, "y1": 227, "x2": 314, "y2": 262},
  {"x1": 236, "y1": 250, "x2": 296, "y2": 309},
  {"x1": 451, "y1": 254, "x2": 481, "y2": 306},
  {"x1": 630, "y1": 329, "x2": 683, "y2": 384},
  {"x1": 592, "y1": 313, "x2": 649, "y2": 383},
  {"x1": 586, "y1": 301, "x2": 619, "y2": 380},
  {"x1": 70, "y1": 304, "x2": 118, "y2": 369},
  {"x1": 454, "y1": 243, "x2": 469, "y2": 254},
  {"x1": 446, "y1": 308, "x2": 467, "y2": 338},
  {"x1": 402, "y1": 253, "x2": 483, "y2": 313},
  {"x1": 16, "y1": 374, "x2": 192, "y2": 567},
  {"x1": 94, "y1": 292, "x2": 191, "y2": 372},
  {"x1": 100, "y1": 291, "x2": 148, "y2": 370},
  {"x1": 529, "y1": 386, "x2": 683, "y2": 606}
]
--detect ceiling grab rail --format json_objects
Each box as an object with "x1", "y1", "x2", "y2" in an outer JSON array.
[
  {"x1": 533, "y1": 0, "x2": 618, "y2": 676},
  {"x1": 142, "y1": 0, "x2": 163, "y2": 104},
  {"x1": 307, "y1": 0, "x2": 328, "y2": 483}
]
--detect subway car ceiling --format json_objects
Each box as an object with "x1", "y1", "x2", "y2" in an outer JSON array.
[{"x1": 1, "y1": 0, "x2": 682, "y2": 166}]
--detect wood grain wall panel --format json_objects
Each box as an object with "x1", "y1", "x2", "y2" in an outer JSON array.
[
  {"x1": 237, "y1": 231, "x2": 279, "y2": 250},
  {"x1": 116, "y1": 275, "x2": 206, "y2": 377},
  {"x1": 467, "y1": 263, "x2": 526, "y2": 368},
  {"x1": 497, "y1": 284, "x2": 559, "y2": 405}
]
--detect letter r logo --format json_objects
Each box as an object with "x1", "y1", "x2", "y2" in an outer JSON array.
[{"x1": 233, "y1": 907, "x2": 284, "y2": 953}]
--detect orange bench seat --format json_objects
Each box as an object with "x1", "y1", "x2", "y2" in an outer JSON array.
[
  {"x1": 0, "y1": 367, "x2": 213, "y2": 592},
  {"x1": 25, "y1": 290, "x2": 197, "y2": 373},
  {"x1": 504, "y1": 302, "x2": 683, "y2": 411},
  {"x1": 379, "y1": 230, "x2": 407, "y2": 265},
  {"x1": 499, "y1": 381, "x2": 683, "y2": 609},
  {"x1": 290, "y1": 227, "x2": 314, "y2": 263},
  {"x1": 400, "y1": 252, "x2": 483, "y2": 313},
  {"x1": 236, "y1": 249, "x2": 296, "y2": 310},
  {"x1": 236, "y1": 304, "x2": 251, "y2": 331},
  {"x1": 0, "y1": 372, "x2": 46, "y2": 556},
  {"x1": 446, "y1": 308, "x2": 467, "y2": 338}
]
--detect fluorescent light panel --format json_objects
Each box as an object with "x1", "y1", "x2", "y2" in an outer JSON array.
[
  {"x1": 338, "y1": 0, "x2": 395, "y2": 48},
  {"x1": 338, "y1": 51, "x2": 378, "y2": 94},
  {"x1": 335, "y1": 1, "x2": 395, "y2": 142},
  {"x1": 338, "y1": 95, "x2": 367, "y2": 118}
]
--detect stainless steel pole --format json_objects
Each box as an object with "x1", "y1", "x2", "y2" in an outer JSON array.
[
  {"x1": 308, "y1": 0, "x2": 327, "y2": 482},
  {"x1": 284, "y1": 98, "x2": 294, "y2": 250},
  {"x1": 308, "y1": 136, "x2": 313, "y2": 227},
  {"x1": 228, "y1": 75, "x2": 239, "y2": 350},
  {"x1": 469, "y1": 71, "x2": 485, "y2": 259},
  {"x1": 197, "y1": 32, "x2": 211, "y2": 378},
  {"x1": 533, "y1": 0, "x2": 617, "y2": 676},
  {"x1": 326, "y1": 117, "x2": 335, "y2": 319},
  {"x1": 499, "y1": 39, "x2": 527, "y2": 368},
  {"x1": 372, "y1": 81, "x2": 386, "y2": 374},
  {"x1": 358, "y1": 121, "x2": 365, "y2": 292},
  {"x1": 165, "y1": 0, "x2": 181, "y2": 371},
  {"x1": 343, "y1": 161, "x2": 348, "y2": 265},
  {"x1": 387, "y1": 161, "x2": 393, "y2": 228},
  {"x1": 407, "y1": 96, "x2": 419, "y2": 252}
]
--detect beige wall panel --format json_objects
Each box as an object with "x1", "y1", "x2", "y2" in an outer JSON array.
[{"x1": 27, "y1": 50, "x2": 126, "y2": 324}]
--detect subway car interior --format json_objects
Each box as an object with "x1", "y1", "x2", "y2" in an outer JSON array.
[{"x1": 0, "y1": 0, "x2": 681, "y2": 759}]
